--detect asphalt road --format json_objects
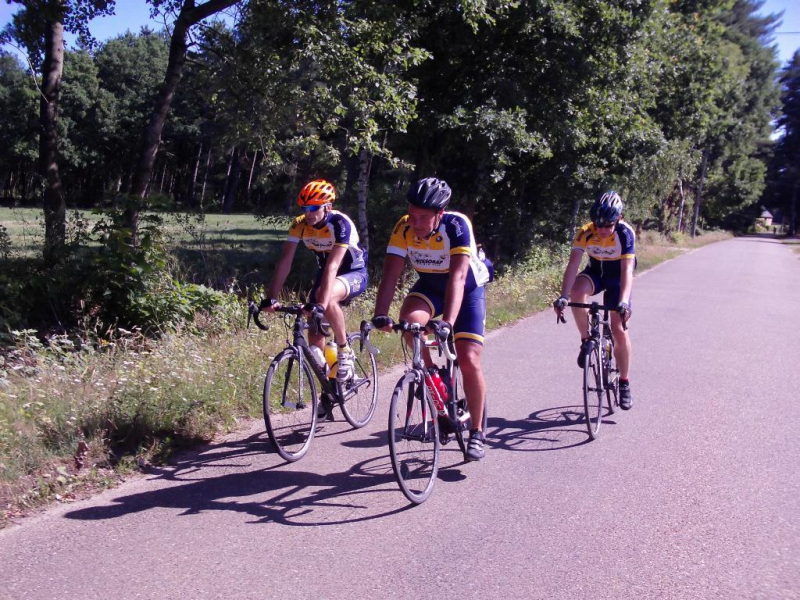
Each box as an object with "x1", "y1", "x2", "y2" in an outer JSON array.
[{"x1": 1, "y1": 236, "x2": 798, "y2": 600}]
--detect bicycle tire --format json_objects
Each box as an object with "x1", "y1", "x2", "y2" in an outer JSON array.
[
  {"x1": 263, "y1": 348, "x2": 318, "y2": 462},
  {"x1": 603, "y1": 338, "x2": 619, "y2": 414},
  {"x1": 583, "y1": 344, "x2": 603, "y2": 440},
  {"x1": 388, "y1": 374, "x2": 440, "y2": 505},
  {"x1": 451, "y1": 362, "x2": 488, "y2": 458},
  {"x1": 338, "y1": 331, "x2": 379, "y2": 428}
]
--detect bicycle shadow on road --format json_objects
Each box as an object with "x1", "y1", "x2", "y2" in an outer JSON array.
[
  {"x1": 487, "y1": 405, "x2": 616, "y2": 453},
  {"x1": 62, "y1": 432, "x2": 416, "y2": 527}
]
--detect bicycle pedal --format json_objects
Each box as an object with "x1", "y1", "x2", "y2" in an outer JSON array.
[{"x1": 439, "y1": 432, "x2": 452, "y2": 445}]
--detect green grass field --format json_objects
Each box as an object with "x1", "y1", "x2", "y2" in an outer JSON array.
[{"x1": 1, "y1": 207, "x2": 296, "y2": 286}]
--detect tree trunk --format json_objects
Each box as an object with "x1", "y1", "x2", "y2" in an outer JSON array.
[
  {"x1": 356, "y1": 147, "x2": 372, "y2": 251},
  {"x1": 790, "y1": 179, "x2": 798, "y2": 237},
  {"x1": 200, "y1": 144, "x2": 212, "y2": 211},
  {"x1": 247, "y1": 149, "x2": 258, "y2": 192},
  {"x1": 222, "y1": 146, "x2": 242, "y2": 214},
  {"x1": 569, "y1": 196, "x2": 581, "y2": 243},
  {"x1": 220, "y1": 146, "x2": 235, "y2": 209},
  {"x1": 691, "y1": 147, "x2": 710, "y2": 238},
  {"x1": 285, "y1": 163, "x2": 297, "y2": 215},
  {"x1": 188, "y1": 141, "x2": 203, "y2": 209},
  {"x1": 40, "y1": 18, "x2": 66, "y2": 264},
  {"x1": 676, "y1": 177, "x2": 686, "y2": 233},
  {"x1": 127, "y1": 0, "x2": 239, "y2": 240},
  {"x1": 159, "y1": 158, "x2": 167, "y2": 193}
]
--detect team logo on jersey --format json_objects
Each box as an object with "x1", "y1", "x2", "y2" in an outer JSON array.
[{"x1": 427, "y1": 234, "x2": 445, "y2": 251}]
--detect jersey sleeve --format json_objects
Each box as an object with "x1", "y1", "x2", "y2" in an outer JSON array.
[
  {"x1": 286, "y1": 215, "x2": 305, "y2": 244},
  {"x1": 386, "y1": 216, "x2": 410, "y2": 257},
  {"x1": 330, "y1": 214, "x2": 351, "y2": 248},
  {"x1": 572, "y1": 223, "x2": 593, "y2": 252},
  {"x1": 618, "y1": 222, "x2": 635, "y2": 258},
  {"x1": 445, "y1": 214, "x2": 473, "y2": 256}
]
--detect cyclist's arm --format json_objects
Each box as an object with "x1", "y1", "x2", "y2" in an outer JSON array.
[
  {"x1": 619, "y1": 256, "x2": 634, "y2": 304},
  {"x1": 559, "y1": 248, "x2": 585, "y2": 298},
  {"x1": 374, "y1": 254, "x2": 406, "y2": 317},
  {"x1": 267, "y1": 241, "x2": 298, "y2": 300},
  {"x1": 442, "y1": 254, "x2": 470, "y2": 325},
  {"x1": 314, "y1": 244, "x2": 348, "y2": 308}
]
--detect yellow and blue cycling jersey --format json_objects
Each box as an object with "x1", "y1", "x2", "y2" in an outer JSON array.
[
  {"x1": 572, "y1": 220, "x2": 636, "y2": 279},
  {"x1": 386, "y1": 212, "x2": 490, "y2": 294},
  {"x1": 287, "y1": 210, "x2": 366, "y2": 274},
  {"x1": 387, "y1": 211, "x2": 489, "y2": 345}
]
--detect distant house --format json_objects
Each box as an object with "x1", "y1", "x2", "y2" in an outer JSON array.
[{"x1": 756, "y1": 208, "x2": 773, "y2": 227}]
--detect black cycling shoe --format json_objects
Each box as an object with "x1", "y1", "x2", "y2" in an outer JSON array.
[
  {"x1": 317, "y1": 394, "x2": 334, "y2": 420},
  {"x1": 466, "y1": 429, "x2": 486, "y2": 462},
  {"x1": 577, "y1": 339, "x2": 596, "y2": 369},
  {"x1": 619, "y1": 381, "x2": 633, "y2": 410}
]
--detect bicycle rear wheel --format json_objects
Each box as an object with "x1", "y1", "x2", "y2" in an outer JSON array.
[
  {"x1": 263, "y1": 348, "x2": 318, "y2": 462},
  {"x1": 388, "y1": 374, "x2": 440, "y2": 505},
  {"x1": 451, "y1": 362, "x2": 488, "y2": 458},
  {"x1": 583, "y1": 344, "x2": 604, "y2": 440},
  {"x1": 338, "y1": 331, "x2": 379, "y2": 428}
]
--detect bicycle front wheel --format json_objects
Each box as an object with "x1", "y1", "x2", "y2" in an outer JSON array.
[
  {"x1": 338, "y1": 331, "x2": 379, "y2": 428},
  {"x1": 388, "y1": 374, "x2": 440, "y2": 505},
  {"x1": 263, "y1": 348, "x2": 318, "y2": 462},
  {"x1": 604, "y1": 340, "x2": 619, "y2": 414},
  {"x1": 583, "y1": 344, "x2": 604, "y2": 440}
]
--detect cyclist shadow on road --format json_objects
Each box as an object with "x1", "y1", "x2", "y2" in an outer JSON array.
[
  {"x1": 63, "y1": 433, "x2": 417, "y2": 527},
  {"x1": 486, "y1": 405, "x2": 617, "y2": 453}
]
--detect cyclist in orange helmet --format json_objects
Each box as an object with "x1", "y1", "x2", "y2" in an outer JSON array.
[{"x1": 261, "y1": 179, "x2": 368, "y2": 385}]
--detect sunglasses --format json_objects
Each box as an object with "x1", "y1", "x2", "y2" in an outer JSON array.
[
  {"x1": 301, "y1": 205, "x2": 325, "y2": 213},
  {"x1": 593, "y1": 221, "x2": 616, "y2": 229}
]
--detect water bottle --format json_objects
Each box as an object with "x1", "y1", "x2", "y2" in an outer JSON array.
[
  {"x1": 309, "y1": 345, "x2": 328, "y2": 375},
  {"x1": 603, "y1": 338, "x2": 613, "y2": 363},
  {"x1": 324, "y1": 341, "x2": 338, "y2": 379},
  {"x1": 425, "y1": 368, "x2": 448, "y2": 416}
]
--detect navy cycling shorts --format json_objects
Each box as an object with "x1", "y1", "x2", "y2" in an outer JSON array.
[
  {"x1": 406, "y1": 281, "x2": 486, "y2": 345},
  {"x1": 576, "y1": 268, "x2": 631, "y2": 309},
  {"x1": 309, "y1": 268, "x2": 368, "y2": 306}
]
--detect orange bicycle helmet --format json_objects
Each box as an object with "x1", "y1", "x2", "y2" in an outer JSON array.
[{"x1": 297, "y1": 179, "x2": 336, "y2": 207}]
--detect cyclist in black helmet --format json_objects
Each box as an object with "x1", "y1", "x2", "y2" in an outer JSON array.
[
  {"x1": 553, "y1": 191, "x2": 636, "y2": 409},
  {"x1": 373, "y1": 177, "x2": 491, "y2": 460}
]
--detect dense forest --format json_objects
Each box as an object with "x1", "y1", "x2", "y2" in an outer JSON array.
[{"x1": 0, "y1": 0, "x2": 798, "y2": 333}]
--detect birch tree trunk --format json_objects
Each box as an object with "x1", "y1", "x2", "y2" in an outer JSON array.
[
  {"x1": 691, "y1": 147, "x2": 710, "y2": 238},
  {"x1": 40, "y1": 18, "x2": 66, "y2": 264},
  {"x1": 356, "y1": 147, "x2": 372, "y2": 251}
]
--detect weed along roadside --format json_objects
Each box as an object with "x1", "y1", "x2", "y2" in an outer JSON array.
[{"x1": 0, "y1": 229, "x2": 731, "y2": 525}]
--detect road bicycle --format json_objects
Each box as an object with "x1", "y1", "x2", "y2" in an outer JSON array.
[
  {"x1": 557, "y1": 302, "x2": 623, "y2": 440},
  {"x1": 362, "y1": 318, "x2": 487, "y2": 505},
  {"x1": 249, "y1": 302, "x2": 378, "y2": 462}
]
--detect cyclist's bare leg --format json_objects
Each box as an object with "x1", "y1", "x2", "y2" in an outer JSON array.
[
  {"x1": 609, "y1": 311, "x2": 631, "y2": 379},
  {"x1": 569, "y1": 275, "x2": 594, "y2": 338},
  {"x1": 455, "y1": 339, "x2": 485, "y2": 432},
  {"x1": 309, "y1": 279, "x2": 349, "y2": 349},
  {"x1": 398, "y1": 295, "x2": 435, "y2": 368}
]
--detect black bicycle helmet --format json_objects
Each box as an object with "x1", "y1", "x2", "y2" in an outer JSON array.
[
  {"x1": 590, "y1": 191, "x2": 623, "y2": 226},
  {"x1": 407, "y1": 177, "x2": 451, "y2": 210}
]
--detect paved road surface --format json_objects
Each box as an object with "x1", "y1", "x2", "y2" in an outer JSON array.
[{"x1": 1, "y1": 236, "x2": 798, "y2": 600}]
